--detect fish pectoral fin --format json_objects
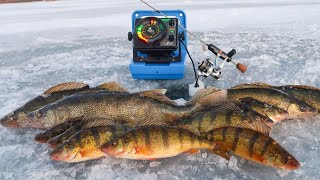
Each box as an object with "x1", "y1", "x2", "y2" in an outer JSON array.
[
  {"x1": 242, "y1": 120, "x2": 271, "y2": 136},
  {"x1": 81, "y1": 116, "x2": 116, "y2": 128},
  {"x1": 138, "y1": 89, "x2": 177, "y2": 106},
  {"x1": 230, "y1": 82, "x2": 272, "y2": 90},
  {"x1": 42, "y1": 82, "x2": 89, "y2": 96},
  {"x1": 184, "y1": 149, "x2": 200, "y2": 154},
  {"x1": 134, "y1": 146, "x2": 153, "y2": 156},
  {"x1": 96, "y1": 81, "x2": 129, "y2": 92},
  {"x1": 136, "y1": 119, "x2": 169, "y2": 127}
]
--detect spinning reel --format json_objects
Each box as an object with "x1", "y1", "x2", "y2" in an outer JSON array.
[{"x1": 198, "y1": 48, "x2": 247, "y2": 79}]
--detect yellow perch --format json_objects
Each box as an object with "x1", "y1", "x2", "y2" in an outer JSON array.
[
  {"x1": 101, "y1": 126, "x2": 214, "y2": 160},
  {"x1": 202, "y1": 127, "x2": 300, "y2": 170}
]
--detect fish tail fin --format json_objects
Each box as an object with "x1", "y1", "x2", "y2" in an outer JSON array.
[{"x1": 186, "y1": 89, "x2": 228, "y2": 107}]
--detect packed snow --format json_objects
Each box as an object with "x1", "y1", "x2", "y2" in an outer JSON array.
[{"x1": 0, "y1": 0, "x2": 320, "y2": 179}]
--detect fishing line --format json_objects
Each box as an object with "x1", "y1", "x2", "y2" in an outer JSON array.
[{"x1": 179, "y1": 38, "x2": 199, "y2": 87}]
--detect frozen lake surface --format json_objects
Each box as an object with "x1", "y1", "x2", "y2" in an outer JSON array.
[{"x1": 0, "y1": 0, "x2": 320, "y2": 179}]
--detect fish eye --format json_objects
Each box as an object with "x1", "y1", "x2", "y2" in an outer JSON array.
[
  {"x1": 36, "y1": 112, "x2": 43, "y2": 118},
  {"x1": 300, "y1": 106, "x2": 308, "y2": 112}
]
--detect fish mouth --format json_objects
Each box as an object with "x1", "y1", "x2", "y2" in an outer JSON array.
[
  {"x1": 0, "y1": 112, "x2": 20, "y2": 128},
  {"x1": 282, "y1": 160, "x2": 300, "y2": 170},
  {"x1": 34, "y1": 133, "x2": 48, "y2": 144},
  {"x1": 0, "y1": 117, "x2": 19, "y2": 128},
  {"x1": 50, "y1": 147, "x2": 80, "y2": 162}
]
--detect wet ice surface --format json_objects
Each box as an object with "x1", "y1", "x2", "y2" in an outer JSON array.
[{"x1": 0, "y1": 0, "x2": 320, "y2": 179}]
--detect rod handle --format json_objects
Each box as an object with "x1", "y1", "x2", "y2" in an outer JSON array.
[{"x1": 236, "y1": 63, "x2": 247, "y2": 73}]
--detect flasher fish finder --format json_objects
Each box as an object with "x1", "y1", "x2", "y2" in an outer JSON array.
[{"x1": 129, "y1": 10, "x2": 187, "y2": 79}]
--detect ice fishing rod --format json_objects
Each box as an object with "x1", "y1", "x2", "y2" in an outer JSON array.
[{"x1": 140, "y1": 0, "x2": 247, "y2": 74}]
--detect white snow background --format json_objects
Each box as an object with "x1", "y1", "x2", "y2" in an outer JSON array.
[{"x1": 0, "y1": 0, "x2": 320, "y2": 179}]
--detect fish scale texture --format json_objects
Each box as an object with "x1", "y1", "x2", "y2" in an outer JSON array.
[{"x1": 0, "y1": 0, "x2": 320, "y2": 179}]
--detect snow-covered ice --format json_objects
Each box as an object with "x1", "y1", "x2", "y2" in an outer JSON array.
[{"x1": 0, "y1": 0, "x2": 320, "y2": 179}]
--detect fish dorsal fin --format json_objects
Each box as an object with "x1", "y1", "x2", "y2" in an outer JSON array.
[
  {"x1": 209, "y1": 101, "x2": 242, "y2": 113},
  {"x1": 136, "y1": 119, "x2": 169, "y2": 127},
  {"x1": 230, "y1": 82, "x2": 272, "y2": 90},
  {"x1": 138, "y1": 89, "x2": 177, "y2": 106},
  {"x1": 96, "y1": 81, "x2": 128, "y2": 92},
  {"x1": 81, "y1": 116, "x2": 116, "y2": 128},
  {"x1": 279, "y1": 85, "x2": 320, "y2": 91},
  {"x1": 242, "y1": 121, "x2": 271, "y2": 136},
  {"x1": 42, "y1": 82, "x2": 89, "y2": 96},
  {"x1": 187, "y1": 89, "x2": 228, "y2": 106}
]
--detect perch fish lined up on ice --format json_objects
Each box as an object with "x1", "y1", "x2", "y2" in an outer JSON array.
[{"x1": 1, "y1": 81, "x2": 320, "y2": 170}]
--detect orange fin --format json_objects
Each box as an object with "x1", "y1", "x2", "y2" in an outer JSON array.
[
  {"x1": 96, "y1": 81, "x2": 128, "y2": 92},
  {"x1": 209, "y1": 149, "x2": 231, "y2": 160},
  {"x1": 242, "y1": 120, "x2": 271, "y2": 136},
  {"x1": 134, "y1": 146, "x2": 153, "y2": 156},
  {"x1": 42, "y1": 82, "x2": 89, "y2": 96},
  {"x1": 184, "y1": 149, "x2": 200, "y2": 154},
  {"x1": 138, "y1": 89, "x2": 177, "y2": 106},
  {"x1": 208, "y1": 141, "x2": 232, "y2": 160},
  {"x1": 230, "y1": 82, "x2": 272, "y2": 90}
]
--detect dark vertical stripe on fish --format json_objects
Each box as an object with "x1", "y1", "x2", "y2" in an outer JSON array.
[
  {"x1": 222, "y1": 128, "x2": 227, "y2": 141},
  {"x1": 198, "y1": 117, "x2": 204, "y2": 132},
  {"x1": 91, "y1": 128, "x2": 101, "y2": 145},
  {"x1": 109, "y1": 125, "x2": 116, "y2": 134},
  {"x1": 232, "y1": 128, "x2": 243, "y2": 151},
  {"x1": 260, "y1": 138, "x2": 273, "y2": 156},
  {"x1": 143, "y1": 128, "x2": 151, "y2": 149},
  {"x1": 249, "y1": 131, "x2": 260, "y2": 157},
  {"x1": 178, "y1": 129, "x2": 184, "y2": 148},
  {"x1": 161, "y1": 128, "x2": 169, "y2": 148},
  {"x1": 197, "y1": 134, "x2": 202, "y2": 146},
  {"x1": 226, "y1": 112, "x2": 232, "y2": 124},
  {"x1": 209, "y1": 111, "x2": 217, "y2": 124},
  {"x1": 131, "y1": 130, "x2": 138, "y2": 143},
  {"x1": 189, "y1": 131, "x2": 195, "y2": 147}
]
